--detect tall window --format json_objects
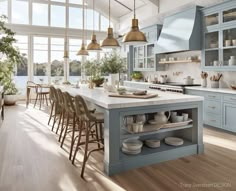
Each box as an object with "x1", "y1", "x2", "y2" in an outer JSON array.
[
  {"x1": 69, "y1": 7, "x2": 82, "y2": 29},
  {"x1": 0, "y1": 0, "x2": 8, "y2": 17},
  {"x1": 12, "y1": 0, "x2": 29, "y2": 24},
  {"x1": 69, "y1": 39, "x2": 82, "y2": 83},
  {"x1": 32, "y1": 3, "x2": 48, "y2": 26},
  {"x1": 33, "y1": 37, "x2": 49, "y2": 84},
  {"x1": 13, "y1": 35, "x2": 28, "y2": 94},
  {"x1": 51, "y1": 5, "x2": 66, "y2": 27},
  {"x1": 51, "y1": 38, "x2": 64, "y2": 83},
  {"x1": 86, "y1": 9, "x2": 99, "y2": 30},
  {"x1": 101, "y1": 15, "x2": 111, "y2": 31}
]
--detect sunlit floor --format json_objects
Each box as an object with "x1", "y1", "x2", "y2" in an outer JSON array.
[{"x1": 0, "y1": 103, "x2": 236, "y2": 191}]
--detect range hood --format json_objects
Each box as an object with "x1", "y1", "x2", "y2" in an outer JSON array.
[{"x1": 155, "y1": 6, "x2": 202, "y2": 54}]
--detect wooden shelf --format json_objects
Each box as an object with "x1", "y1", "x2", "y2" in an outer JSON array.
[
  {"x1": 121, "y1": 124, "x2": 193, "y2": 139},
  {"x1": 159, "y1": 60, "x2": 200, "y2": 64}
]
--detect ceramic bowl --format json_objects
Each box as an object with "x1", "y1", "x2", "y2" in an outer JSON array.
[
  {"x1": 172, "y1": 115, "x2": 184, "y2": 123},
  {"x1": 122, "y1": 139, "x2": 143, "y2": 151}
]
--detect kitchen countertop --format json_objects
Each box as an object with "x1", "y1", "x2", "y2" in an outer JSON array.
[
  {"x1": 58, "y1": 85, "x2": 203, "y2": 109},
  {"x1": 185, "y1": 86, "x2": 236, "y2": 95}
]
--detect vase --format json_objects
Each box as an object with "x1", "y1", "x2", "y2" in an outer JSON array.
[
  {"x1": 108, "y1": 73, "x2": 119, "y2": 87},
  {"x1": 4, "y1": 94, "x2": 18, "y2": 106},
  {"x1": 201, "y1": 79, "x2": 207, "y2": 88}
]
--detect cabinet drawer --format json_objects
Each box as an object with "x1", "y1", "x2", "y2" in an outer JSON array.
[
  {"x1": 204, "y1": 113, "x2": 221, "y2": 128},
  {"x1": 223, "y1": 95, "x2": 236, "y2": 103},
  {"x1": 204, "y1": 100, "x2": 221, "y2": 114},
  {"x1": 205, "y1": 93, "x2": 221, "y2": 101}
]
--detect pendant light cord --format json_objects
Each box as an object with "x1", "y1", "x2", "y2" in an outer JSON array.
[
  {"x1": 82, "y1": 0, "x2": 85, "y2": 43},
  {"x1": 134, "y1": 0, "x2": 136, "y2": 19},
  {"x1": 93, "y1": 0, "x2": 95, "y2": 34},
  {"x1": 109, "y1": 0, "x2": 111, "y2": 27}
]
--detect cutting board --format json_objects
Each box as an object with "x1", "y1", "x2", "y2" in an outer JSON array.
[{"x1": 108, "y1": 93, "x2": 158, "y2": 99}]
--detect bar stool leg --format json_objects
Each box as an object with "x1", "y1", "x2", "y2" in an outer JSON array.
[
  {"x1": 48, "y1": 101, "x2": 54, "y2": 125},
  {"x1": 34, "y1": 94, "x2": 38, "y2": 108},
  {"x1": 69, "y1": 114, "x2": 76, "y2": 160},
  {"x1": 95, "y1": 123, "x2": 100, "y2": 149},
  {"x1": 60, "y1": 112, "x2": 69, "y2": 144},
  {"x1": 56, "y1": 109, "x2": 63, "y2": 134},
  {"x1": 72, "y1": 120, "x2": 84, "y2": 165},
  {"x1": 81, "y1": 122, "x2": 90, "y2": 178}
]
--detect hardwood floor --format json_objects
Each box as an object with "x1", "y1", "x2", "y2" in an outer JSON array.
[{"x1": 0, "y1": 103, "x2": 236, "y2": 191}]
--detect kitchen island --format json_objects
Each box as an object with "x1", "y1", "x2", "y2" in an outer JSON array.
[{"x1": 58, "y1": 85, "x2": 204, "y2": 176}]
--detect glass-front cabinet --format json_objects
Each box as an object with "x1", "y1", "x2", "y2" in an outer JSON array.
[
  {"x1": 132, "y1": 24, "x2": 164, "y2": 71},
  {"x1": 202, "y1": 1, "x2": 236, "y2": 71}
]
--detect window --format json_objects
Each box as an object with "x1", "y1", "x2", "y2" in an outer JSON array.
[
  {"x1": 33, "y1": 37, "x2": 49, "y2": 84},
  {"x1": 13, "y1": 35, "x2": 28, "y2": 94},
  {"x1": 69, "y1": 7, "x2": 82, "y2": 29},
  {"x1": 51, "y1": 38, "x2": 64, "y2": 83},
  {"x1": 12, "y1": 0, "x2": 29, "y2": 24},
  {"x1": 69, "y1": 0, "x2": 82, "y2": 5},
  {"x1": 0, "y1": 0, "x2": 8, "y2": 17},
  {"x1": 69, "y1": 39, "x2": 82, "y2": 83},
  {"x1": 32, "y1": 3, "x2": 48, "y2": 26},
  {"x1": 51, "y1": 5, "x2": 65, "y2": 27},
  {"x1": 86, "y1": 9, "x2": 99, "y2": 30},
  {"x1": 101, "y1": 15, "x2": 112, "y2": 31}
]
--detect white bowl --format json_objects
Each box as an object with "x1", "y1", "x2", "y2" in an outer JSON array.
[{"x1": 122, "y1": 139, "x2": 143, "y2": 151}]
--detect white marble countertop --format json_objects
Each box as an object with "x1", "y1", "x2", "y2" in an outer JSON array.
[
  {"x1": 185, "y1": 86, "x2": 236, "y2": 95},
  {"x1": 58, "y1": 85, "x2": 203, "y2": 109}
]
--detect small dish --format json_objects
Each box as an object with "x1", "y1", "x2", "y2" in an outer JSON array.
[
  {"x1": 133, "y1": 90, "x2": 147, "y2": 96},
  {"x1": 121, "y1": 147, "x2": 141, "y2": 155},
  {"x1": 165, "y1": 137, "x2": 184, "y2": 146},
  {"x1": 231, "y1": 84, "x2": 236, "y2": 90},
  {"x1": 122, "y1": 139, "x2": 143, "y2": 151},
  {"x1": 148, "y1": 120, "x2": 159, "y2": 125},
  {"x1": 145, "y1": 139, "x2": 160, "y2": 148}
]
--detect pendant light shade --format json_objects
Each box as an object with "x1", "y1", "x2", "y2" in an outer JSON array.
[
  {"x1": 77, "y1": 42, "x2": 89, "y2": 56},
  {"x1": 101, "y1": 0, "x2": 120, "y2": 48},
  {"x1": 87, "y1": 0, "x2": 102, "y2": 51},
  {"x1": 77, "y1": 0, "x2": 89, "y2": 56},
  {"x1": 63, "y1": 50, "x2": 69, "y2": 58},
  {"x1": 123, "y1": 0, "x2": 147, "y2": 45}
]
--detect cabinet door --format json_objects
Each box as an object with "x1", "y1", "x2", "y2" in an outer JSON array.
[
  {"x1": 223, "y1": 103, "x2": 236, "y2": 132},
  {"x1": 204, "y1": 13, "x2": 219, "y2": 27}
]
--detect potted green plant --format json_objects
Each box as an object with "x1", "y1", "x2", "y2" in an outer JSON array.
[
  {"x1": 84, "y1": 60, "x2": 104, "y2": 87},
  {"x1": 131, "y1": 71, "x2": 143, "y2": 82},
  {"x1": 100, "y1": 50, "x2": 126, "y2": 86},
  {"x1": 0, "y1": 15, "x2": 21, "y2": 105}
]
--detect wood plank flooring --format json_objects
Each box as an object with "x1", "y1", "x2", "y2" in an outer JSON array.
[{"x1": 0, "y1": 103, "x2": 236, "y2": 191}]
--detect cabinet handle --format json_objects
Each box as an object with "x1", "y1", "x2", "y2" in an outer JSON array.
[
  {"x1": 230, "y1": 98, "x2": 236, "y2": 101},
  {"x1": 208, "y1": 95, "x2": 216, "y2": 98},
  {"x1": 208, "y1": 106, "x2": 216, "y2": 109}
]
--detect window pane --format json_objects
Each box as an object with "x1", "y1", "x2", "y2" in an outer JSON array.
[
  {"x1": 51, "y1": 0, "x2": 65, "y2": 2},
  {"x1": 0, "y1": 0, "x2": 8, "y2": 17},
  {"x1": 32, "y1": 3, "x2": 48, "y2": 26},
  {"x1": 13, "y1": 35, "x2": 28, "y2": 94},
  {"x1": 33, "y1": 37, "x2": 48, "y2": 83},
  {"x1": 101, "y1": 15, "x2": 110, "y2": 31},
  {"x1": 69, "y1": 39, "x2": 82, "y2": 83},
  {"x1": 12, "y1": 0, "x2": 29, "y2": 24},
  {"x1": 69, "y1": 0, "x2": 82, "y2": 5},
  {"x1": 51, "y1": 5, "x2": 65, "y2": 27},
  {"x1": 51, "y1": 38, "x2": 64, "y2": 84},
  {"x1": 86, "y1": 9, "x2": 99, "y2": 30},
  {"x1": 69, "y1": 7, "x2": 82, "y2": 29}
]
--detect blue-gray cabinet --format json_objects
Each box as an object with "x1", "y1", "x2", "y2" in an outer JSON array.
[
  {"x1": 202, "y1": 0, "x2": 236, "y2": 71},
  {"x1": 185, "y1": 88, "x2": 236, "y2": 133},
  {"x1": 132, "y1": 25, "x2": 165, "y2": 71}
]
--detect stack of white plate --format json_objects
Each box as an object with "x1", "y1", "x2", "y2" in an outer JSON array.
[
  {"x1": 145, "y1": 139, "x2": 160, "y2": 148},
  {"x1": 122, "y1": 139, "x2": 143, "y2": 155},
  {"x1": 165, "y1": 137, "x2": 184, "y2": 146}
]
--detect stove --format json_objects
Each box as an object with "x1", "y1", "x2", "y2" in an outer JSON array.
[{"x1": 149, "y1": 82, "x2": 201, "y2": 94}]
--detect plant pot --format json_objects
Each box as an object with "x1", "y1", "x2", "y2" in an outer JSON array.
[
  {"x1": 211, "y1": 81, "x2": 219, "y2": 88},
  {"x1": 92, "y1": 78, "x2": 104, "y2": 87},
  {"x1": 108, "y1": 73, "x2": 119, "y2": 87},
  {"x1": 4, "y1": 94, "x2": 18, "y2": 106}
]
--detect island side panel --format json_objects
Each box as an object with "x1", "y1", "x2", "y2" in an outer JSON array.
[{"x1": 104, "y1": 109, "x2": 122, "y2": 175}]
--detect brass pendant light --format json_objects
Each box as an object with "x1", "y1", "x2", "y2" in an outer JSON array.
[
  {"x1": 63, "y1": 13, "x2": 69, "y2": 58},
  {"x1": 77, "y1": 0, "x2": 89, "y2": 56},
  {"x1": 123, "y1": 0, "x2": 147, "y2": 45},
  {"x1": 101, "y1": 0, "x2": 120, "y2": 48},
  {"x1": 87, "y1": 0, "x2": 102, "y2": 51}
]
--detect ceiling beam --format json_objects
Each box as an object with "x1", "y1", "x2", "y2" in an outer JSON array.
[
  {"x1": 114, "y1": 0, "x2": 133, "y2": 11},
  {"x1": 147, "y1": 0, "x2": 159, "y2": 8}
]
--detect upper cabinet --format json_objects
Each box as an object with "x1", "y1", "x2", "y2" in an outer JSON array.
[
  {"x1": 132, "y1": 25, "x2": 164, "y2": 71},
  {"x1": 202, "y1": 0, "x2": 236, "y2": 71}
]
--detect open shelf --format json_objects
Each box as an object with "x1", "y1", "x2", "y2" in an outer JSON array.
[
  {"x1": 120, "y1": 139, "x2": 196, "y2": 159},
  {"x1": 205, "y1": 48, "x2": 219, "y2": 51},
  {"x1": 223, "y1": 45, "x2": 236, "y2": 49},
  {"x1": 159, "y1": 60, "x2": 200, "y2": 64},
  {"x1": 121, "y1": 124, "x2": 193, "y2": 139}
]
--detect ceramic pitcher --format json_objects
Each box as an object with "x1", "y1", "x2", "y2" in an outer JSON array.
[{"x1": 154, "y1": 111, "x2": 170, "y2": 124}]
